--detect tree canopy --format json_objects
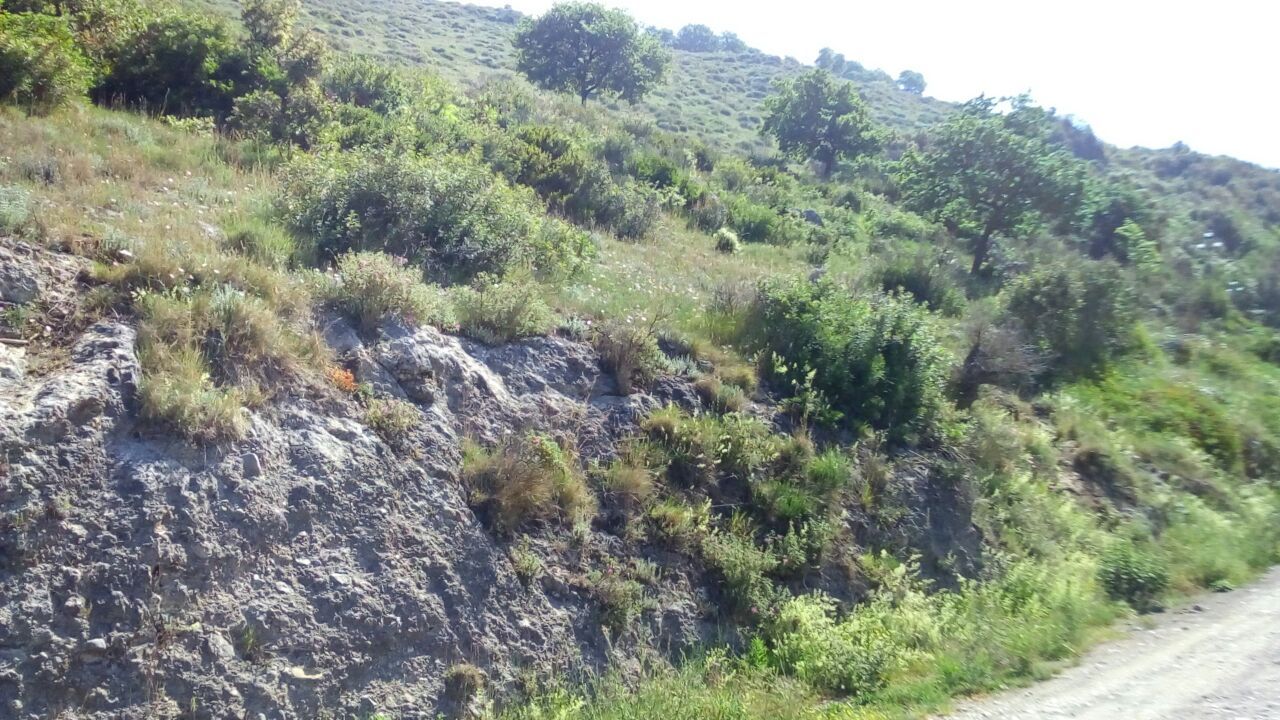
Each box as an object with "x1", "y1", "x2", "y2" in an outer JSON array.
[
  {"x1": 896, "y1": 98, "x2": 1086, "y2": 275},
  {"x1": 761, "y1": 69, "x2": 884, "y2": 177},
  {"x1": 513, "y1": 2, "x2": 670, "y2": 105},
  {"x1": 897, "y1": 70, "x2": 925, "y2": 95}
]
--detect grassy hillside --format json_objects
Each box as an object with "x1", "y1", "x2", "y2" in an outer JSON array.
[{"x1": 187, "y1": 0, "x2": 952, "y2": 153}]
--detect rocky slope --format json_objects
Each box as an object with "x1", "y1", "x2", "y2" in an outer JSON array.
[{"x1": 0, "y1": 240, "x2": 980, "y2": 718}]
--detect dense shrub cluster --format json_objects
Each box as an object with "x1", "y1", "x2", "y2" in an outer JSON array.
[
  {"x1": 1004, "y1": 260, "x2": 1137, "y2": 379},
  {"x1": 748, "y1": 277, "x2": 952, "y2": 441},
  {"x1": 277, "y1": 150, "x2": 594, "y2": 281}
]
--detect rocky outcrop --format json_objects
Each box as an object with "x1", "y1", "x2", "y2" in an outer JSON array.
[{"x1": 0, "y1": 317, "x2": 707, "y2": 720}]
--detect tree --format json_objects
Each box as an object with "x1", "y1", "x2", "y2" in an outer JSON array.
[
  {"x1": 513, "y1": 2, "x2": 671, "y2": 105},
  {"x1": 0, "y1": 12, "x2": 92, "y2": 114},
  {"x1": 897, "y1": 69, "x2": 925, "y2": 95},
  {"x1": 673, "y1": 23, "x2": 718, "y2": 51},
  {"x1": 897, "y1": 99, "x2": 1086, "y2": 275},
  {"x1": 761, "y1": 69, "x2": 884, "y2": 177}
]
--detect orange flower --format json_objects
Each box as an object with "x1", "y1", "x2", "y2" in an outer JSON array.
[{"x1": 326, "y1": 366, "x2": 357, "y2": 394}]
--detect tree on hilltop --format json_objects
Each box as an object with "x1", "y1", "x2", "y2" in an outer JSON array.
[{"x1": 513, "y1": 2, "x2": 671, "y2": 105}]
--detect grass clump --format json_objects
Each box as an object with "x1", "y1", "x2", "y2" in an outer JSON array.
[
  {"x1": 593, "y1": 317, "x2": 666, "y2": 395},
  {"x1": 694, "y1": 375, "x2": 748, "y2": 414},
  {"x1": 134, "y1": 285, "x2": 325, "y2": 443},
  {"x1": 453, "y1": 272, "x2": 554, "y2": 344},
  {"x1": 363, "y1": 396, "x2": 421, "y2": 450},
  {"x1": 713, "y1": 227, "x2": 741, "y2": 254},
  {"x1": 324, "y1": 251, "x2": 452, "y2": 335},
  {"x1": 462, "y1": 433, "x2": 596, "y2": 535}
]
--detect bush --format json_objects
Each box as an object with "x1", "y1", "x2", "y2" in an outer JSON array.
[
  {"x1": 452, "y1": 272, "x2": 554, "y2": 343},
  {"x1": 1005, "y1": 261, "x2": 1137, "y2": 379},
  {"x1": 871, "y1": 250, "x2": 964, "y2": 316},
  {"x1": 324, "y1": 252, "x2": 452, "y2": 335},
  {"x1": 0, "y1": 13, "x2": 93, "y2": 115},
  {"x1": 324, "y1": 55, "x2": 411, "y2": 114},
  {"x1": 725, "y1": 193, "x2": 779, "y2": 243},
  {"x1": 714, "y1": 228, "x2": 741, "y2": 254},
  {"x1": 462, "y1": 433, "x2": 596, "y2": 535},
  {"x1": 701, "y1": 529, "x2": 780, "y2": 619},
  {"x1": 224, "y1": 216, "x2": 298, "y2": 269},
  {"x1": 278, "y1": 150, "x2": 593, "y2": 282},
  {"x1": 642, "y1": 406, "x2": 720, "y2": 487},
  {"x1": 749, "y1": 277, "x2": 952, "y2": 441},
  {"x1": 594, "y1": 318, "x2": 666, "y2": 395},
  {"x1": 1097, "y1": 542, "x2": 1169, "y2": 610},
  {"x1": 764, "y1": 592, "x2": 908, "y2": 697},
  {"x1": 96, "y1": 12, "x2": 248, "y2": 118}
]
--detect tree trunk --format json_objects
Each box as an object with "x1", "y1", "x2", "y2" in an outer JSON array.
[{"x1": 970, "y1": 232, "x2": 992, "y2": 276}]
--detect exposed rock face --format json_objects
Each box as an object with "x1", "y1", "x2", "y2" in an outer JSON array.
[{"x1": 0, "y1": 317, "x2": 705, "y2": 720}]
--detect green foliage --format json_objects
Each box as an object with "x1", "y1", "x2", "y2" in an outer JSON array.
[
  {"x1": 749, "y1": 277, "x2": 952, "y2": 441},
  {"x1": 1005, "y1": 260, "x2": 1137, "y2": 379},
  {"x1": 896, "y1": 70, "x2": 926, "y2": 95},
  {"x1": 761, "y1": 69, "x2": 884, "y2": 177},
  {"x1": 324, "y1": 251, "x2": 452, "y2": 335},
  {"x1": 452, "y1": 272, "x2": 555, "y2": 344},
  {"x1": 363, "y1": 396, "x2": 420, "y2": 449},
  {"x1": 897, "y1": 98, "x2": 1087, "y2": 274},
  {"x1": 1097, "y1": 541, "x2": 1169, "y2": 610},
  {"x1": 277, "y1": 150, "x2": 593, "y2": 281},
  {"x1": 0, "y1": 12, "x2": 93, "y2": 114},
  {"x1": 462, "y1": 433, "x2": 596, "y2": 534},
  {"x1": 870, "y1": 249, "x2": 965, "y2": 316},
  {"x1": 323, "y1": 55, "x2": 411, "y2": 114},
  {"x1": 701, "y1": 528, "x2": 779, "y2": 619},
  {"x1": 713, "y1": 227, "x2": 741, "y2": 254},
  {"x1": 513, "y1": 2, "x2": 671, "y2": 105},
  {"x1": 589, "y1": 561, "x2": 652, "y2": 633},
  {"x1": 96, "y1": 11, "x2": 247, "y2": 118}
]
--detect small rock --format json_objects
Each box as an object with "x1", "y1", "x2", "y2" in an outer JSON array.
[
  {"x1": 83, "y1": 638, "x2": 108, "y2": 653},
  {"x1": 330, "y1": 572, "x2": 351, "y2": 587},
  {"x1": 0, "y1": 251, "x2": 40, "y2": 304},
  {"x1": 206, "y1": 633, "x2": 236, "y2": 661},
  {"x1": 62, "y1": 596, "x2": 84, "y2": 614},
  {"x1": 242, "y1": 453, "x2": 263, "y2": 479}
]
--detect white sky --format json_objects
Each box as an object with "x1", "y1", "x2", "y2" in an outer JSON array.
[{"x1": 474, "y1": 0, "x2": 1280, "y2": 169}]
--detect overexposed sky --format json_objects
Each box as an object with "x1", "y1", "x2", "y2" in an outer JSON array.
[{"x1": 476, "y1": 0, "x2": 1280, "y2": 169}]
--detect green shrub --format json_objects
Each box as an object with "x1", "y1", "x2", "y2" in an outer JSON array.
[
  {"x1": 96, "y1": 12, "x2": 247, "y2": 118},
  {"x1": 713, "y1": 227, "x2": 741, "y2": 254},
  {"x1": 0, "y1": 12, "x2": 93, "y2": 115},
  {"x1": 452, "y1": 272, "x2": 554, "y2": 343},
  {"x1": 1005, "y1": 261, "x2": 1137, "y2": 379},
  {"x1": 462, "y1": 433, "x2": 596, "y2": 534},
  {"x1": 278, "y1": 150, "x2": 593, "y2": 282},
  {"x1": 1097, "y1": 542, "x2": 1169, "y2": 610},
  {"x1": 725, "y1": 193, "x2": 779, "y2": 243},
  {"x1": 871, "y1": 251, "x2": 964, "y2": 316},
  {"x1": 363, "y1": 396, "x2": 420, "y2": 449},
  {"x1": 642, "y1": 406, "x2": 720, "y2": 487},
  {"x1": 765, "y1": 592, "x2": 909, "y2": 697},
  {"x1": 0, "y1": 185, "x2": 31, "y2": 234},
  {"x1": 589, "y1": 562, "x2": 650, "y2": 633},
  {"x1": 749, "y1": 277, "x2": 952, "y2": 441},
  {"x1": 701, "y1": 528, "x2": 779, "y2": 618},
  {"x1": 325, "y1": 251, "x2": 452, "y2": 335},
  {"x1": 694, "y1": 375, "x2": 747, "y2": 413},
  {"x1": 593, "y1": 318, "x2": 665, "y2": 394},
  {"x1": 324, "y1": 55, "x2": 411, "y2": 114}
]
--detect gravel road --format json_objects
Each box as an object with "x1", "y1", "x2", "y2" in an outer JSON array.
[{"x1": 943, "y1": 566, "x2": 1280, "y2": 719}]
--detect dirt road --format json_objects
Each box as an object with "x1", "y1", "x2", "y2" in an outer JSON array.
[{"x1": 944, "y1": 566, "x2": 1280, "y2": 719}]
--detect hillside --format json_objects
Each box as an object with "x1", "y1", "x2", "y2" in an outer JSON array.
[
  {"x1": 1, "y1": 1, "x2": 1279, "y2": 719},
  {"x1": 187, "y1": 0, "x2": 953, "y2": 152}
]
